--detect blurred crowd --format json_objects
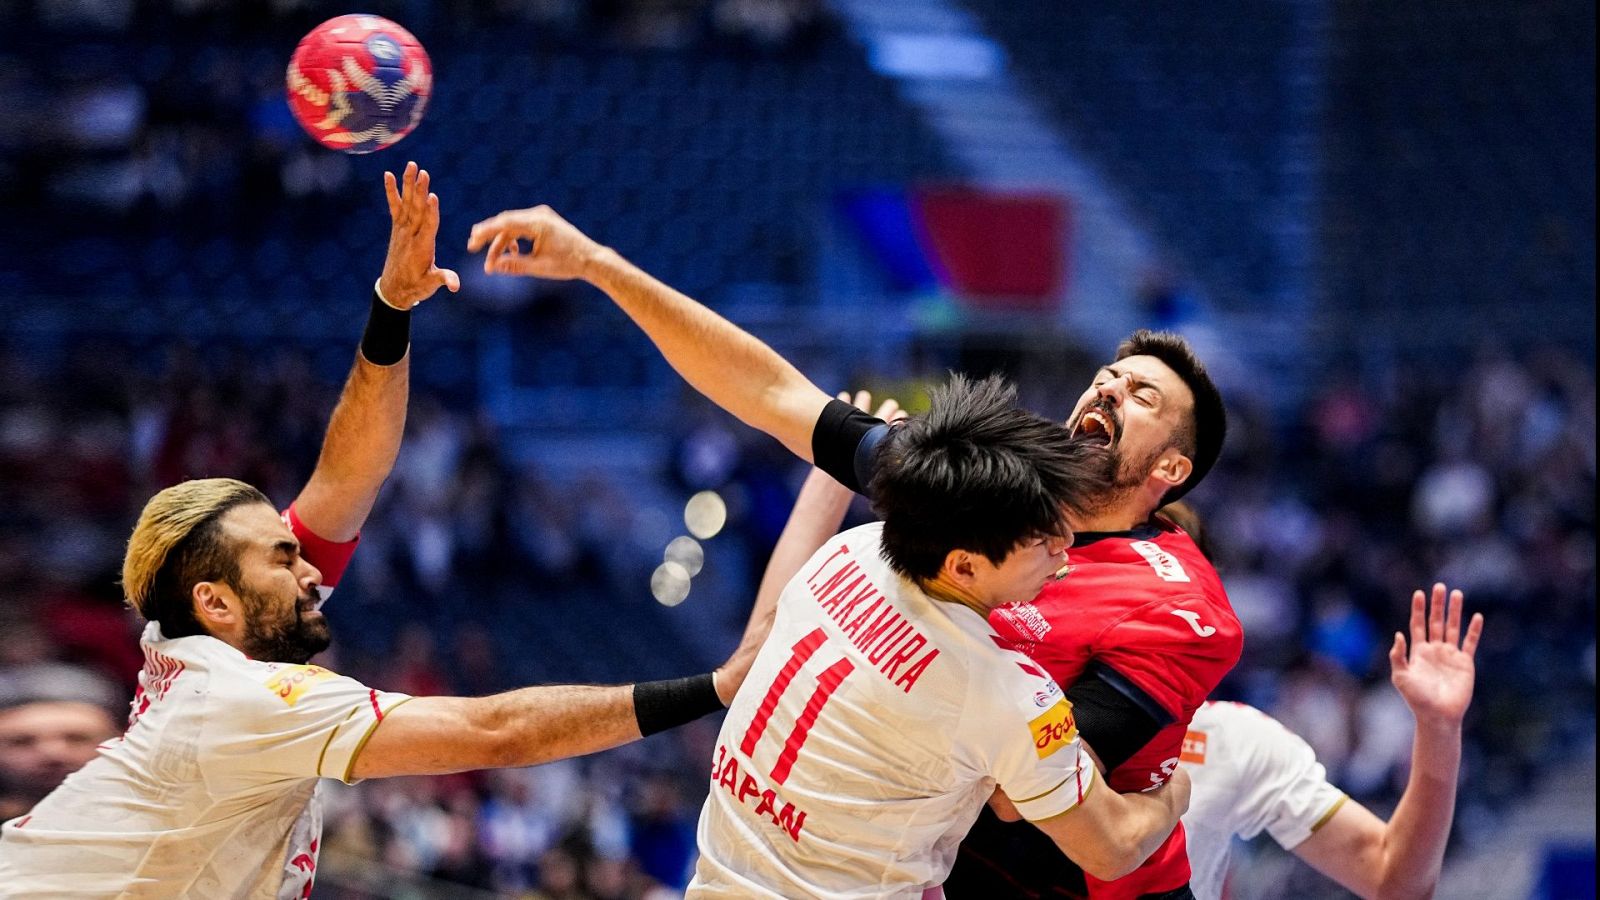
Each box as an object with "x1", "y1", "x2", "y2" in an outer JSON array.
[
  {"x1": 1, "y1": 0, "x2": 829, "y2": 230},
  {"x1": 1, "y1": 331, "x2": 1592, "y2": 896},
  {"x1": 1190, "y1": 343, "x2": 1595, "y2": 881}
]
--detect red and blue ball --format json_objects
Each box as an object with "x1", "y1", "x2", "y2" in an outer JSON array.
[{"x1": 286, "y1": 15, "x2": 431, "y2": 154}]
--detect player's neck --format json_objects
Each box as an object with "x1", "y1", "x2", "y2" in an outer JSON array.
[
  {"x1": 1074, "y1": 501, "x2": 1153, "y2": 534},
  {"x1": 917, "y1": 575, "x2": 992, "y2": 618}
]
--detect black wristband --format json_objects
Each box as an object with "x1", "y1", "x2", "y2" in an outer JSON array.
[
  {"x1": 811, "y1": 398, "x2": 886, "y2": 494},
  {"x1": 360, "y1": 288, "x2": 411, "y2": 366},
  {"x1": 633, "y1": 673, "x2": 723, "y2": 737}
]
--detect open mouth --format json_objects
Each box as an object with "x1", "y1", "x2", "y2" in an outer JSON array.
[{"x1": 1072, "y1": 409, "x2": 1116, "y2": 446}]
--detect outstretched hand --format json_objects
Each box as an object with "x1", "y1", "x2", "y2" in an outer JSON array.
[
  {"x1": 467, "y1": 204, "x2": 607, "y2": 281},
  {"x1": 1390, "y1": 583, "x2": 1483, "y2": 727},
  {"x1": 377, "y1": 161, "x2": 460, "y2": 309}
]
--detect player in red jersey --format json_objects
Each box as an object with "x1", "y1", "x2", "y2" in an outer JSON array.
[{"x1": 470, "y1": 207, "x2": 1234, "y2": 898}]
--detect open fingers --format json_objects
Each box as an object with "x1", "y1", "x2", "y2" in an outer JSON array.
[
  {"x1": 1389, "y1": 631, "x2": 1408, "y2": 673},
  {"x1": 1428, "y1": 582, "x2": 1447, "y2": 642},
  {"x1": 384, "y1": 170, "x2": 401, "y2": 220},
  {"x1": 434, "y1": 266, "x2": 461, "y2": 293},
  {"x1": 1462, "y1": 612, "x2": 1484, "y2": 658},
  {"x1": 1410, "y1": 589, "x2": 1426, "y2": 649},
  {"x1": 876, "y1": 398, "x2": 902, "y2": 422},
  {"x1": 412, "y1": 168, "x2": 431, "y2": 218},
  {"x1": 419, "y1": 193, "x2": 441, "y2": 242},
  {"x1": 1445, "y1": 588, "x2": 1464, "y2": 645}
]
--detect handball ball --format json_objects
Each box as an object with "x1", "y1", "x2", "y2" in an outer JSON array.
[{"x1": 286, "y1": 15, "x2": 432, "y2": 154}]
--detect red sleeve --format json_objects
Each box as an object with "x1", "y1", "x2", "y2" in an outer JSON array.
[
  {"x1": 1091, "y1": 593, "x2": 1243, "y2": 720},
  {"x1": 282, "y1": 503, "x2": 360, "y2": 592}
]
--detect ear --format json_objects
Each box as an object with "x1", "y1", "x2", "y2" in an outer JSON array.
[
  {"x1": 940, "y1": 549, "x2": 980, "y2": 586},
  {"x1": 1151, "y1": 449, "x2": 1193, "y2": 490},
  {"x1": 192, "y1": 581, "x2": 240, "y2": 629}
]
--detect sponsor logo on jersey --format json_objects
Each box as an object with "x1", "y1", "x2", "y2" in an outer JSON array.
[
  {"x1": 1033, "y1": 678, "x2": 1064, "y2": 709},
  {"x1": 1029, "y1": 698, "x2": 1078, "y2": 758},
  {"x1": 265, "y1": 665, "x2": 337, "y2": 706},
  {"x1": 1180, "y1": 730, "x2": 1208, "y2": 764},
  {"x1": 1171, "y1": 609, "x2": 1217, "y2": 637},
  {"x1": 995, "y1": 601, "x2": 1052, "y2": 642},
  {"x1": 1131, "y1": 540, "x2": 1190, "y2": 582}
]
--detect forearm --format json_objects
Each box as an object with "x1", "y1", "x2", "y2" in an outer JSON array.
[
  {"x1": 1375, "y1": 720, "x2": 1462, "y2": 900},
  {"x1": 720, "y1": 469, "x2": 855, "y2": 703},
  {"x1": 740, "y1": 469, "x2": 854, "y2": 649},
  {"x1": 583, "y1": 247, "x2": 829, "y2": 460},
  {"x1": 293, "y1": 350, "x2": 409, "y2": 542},
  {"x1": 1109, "y1": 783, "x2": 1186, "y2": 872},
  {"x1": 1042, "y1": 771, "x2": 1187, "y2": 881},
  {"x1": 479, "y1": 684, "x2": 640, "y2": 768}
]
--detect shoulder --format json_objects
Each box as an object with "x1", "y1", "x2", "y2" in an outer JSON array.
[
  {"x1": 967, "y1": 639, "x2": 1067, "y2": 724},
  {"x1": 1194, "y1": 701, "x2": 1317, "y2": 777},
  {"x1": 206, "y1": 658, "x2": 369, "y2": 724}
]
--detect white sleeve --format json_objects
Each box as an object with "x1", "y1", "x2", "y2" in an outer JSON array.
[
  {"x1": 1231, "y1": 710, "x2": 1349, "y2": 849},
  {"x1": 200, "y1": 664, "x2": 413, "y2": 788},
  {"x1": 959, "y1": 656, "x2": 1096, "y2": 822}
]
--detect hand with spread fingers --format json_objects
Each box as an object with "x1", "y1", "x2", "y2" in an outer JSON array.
[
  {"x1": 1389, "y1": 582, "x2": 1484, "y2": 727},
  {"x1": 377, "y1": 161, "x2": 461, "y2": 309},
  {"x1": 466, "y1": 204, "x2": 608, "y2": 281}
]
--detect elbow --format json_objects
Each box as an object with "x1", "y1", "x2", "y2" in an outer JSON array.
[
  {"x1": 1373, "y1": 877, "x2": 1437, "y2": 900},
  {"x1": 1075, "y1": 838, "x2": 1145, "y2": 882},
  {"x1": 1078, "y1": 854, "x2": 1140, "y2": 883},
  {"x1": 467, "y1": 699, "x2": 527, "y2": 770},
  {"x1": 1082, "y1": 820, "x2": 1167, "y2": 881}
]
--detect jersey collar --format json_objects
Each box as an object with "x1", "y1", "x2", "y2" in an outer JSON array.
[{"x1": 1070, "y1": 522, "x2": 1165, "y2": 547}]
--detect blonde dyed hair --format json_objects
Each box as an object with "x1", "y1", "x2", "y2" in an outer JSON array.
[{"x1": 122, "y1": 477, "x2": 271, "y2": 618}]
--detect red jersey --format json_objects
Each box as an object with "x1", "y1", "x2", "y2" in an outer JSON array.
[{"x1": 988, "y1": 521, "x2": 1242, "y2": 899}]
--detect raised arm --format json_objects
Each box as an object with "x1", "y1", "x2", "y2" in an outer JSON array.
[
  {"x1": 1292, "y1": 584, "x2": 1482, "y2": 900},
  {"x1": 291, "y1": 162, "x2": 460, "y2": 541},
  {"x1": 714, "y1": 392, "x2": 901, "y2": 703},
  {"x1": 466, "y1": 205, "x2": 831, "y2": 461}
]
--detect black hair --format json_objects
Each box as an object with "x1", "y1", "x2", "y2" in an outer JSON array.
[
  {"x1": 869, "y1": 374, "x2": 1101, "y2": 582},
  {"x1": 1114, "y1": 329, "x2": 1227, "y2": 504}
]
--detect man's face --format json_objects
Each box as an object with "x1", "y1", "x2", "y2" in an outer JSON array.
[
  {"x1": 970, "y1": 532, "x2": 1073, "y2": 609},
  {"x1": 216, "y1": 504, "x2": 330, "y2": 665},
  {"x1": 1064, "y1": 354, "x2": 1195, "y2": 492},
  {"x1": 0, "y1": 701, "x2": 118, "y2": 801}
]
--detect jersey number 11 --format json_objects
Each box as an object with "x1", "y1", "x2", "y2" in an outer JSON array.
[{"x1": 739, "y1": 628, "x2": 854, "y2": 784}]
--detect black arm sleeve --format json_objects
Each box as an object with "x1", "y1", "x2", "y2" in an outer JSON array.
[
  {"x1": 810, "y1": 398, "x2": 890, "y2": 495},
  {"x1": 1066, "y1": 659, "x2": 1173, "y2": 772},
  {"x1": 632, "y1": 673, "x2": 724, "y2": 737}
]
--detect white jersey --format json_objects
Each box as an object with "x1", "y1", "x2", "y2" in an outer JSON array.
[
  {"x1": 1182, "y1": 701, "x2": 1348, "y2": 899},
  {"x1": 0, "y1": 623, "x2": 411, "y2": 899},
  {"x1": 690, "y1": 523, "x2": 1095, "y2": 899}
]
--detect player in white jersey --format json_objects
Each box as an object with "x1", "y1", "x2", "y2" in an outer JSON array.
[
  {"x1": 0, "y1": 167, "x2": 744, "y2": 899},
  {"x1": 1182, "y1": 582, "x2": 1483, "y2": 900},
  {"x1": 682, "y1": 383, "x2": 1191, "y2": 898},
  {"x1": 467, "y1": 208, "x2": 1193, "y2": 895}
]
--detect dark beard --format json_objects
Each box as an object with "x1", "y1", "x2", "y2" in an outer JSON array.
[
  {"x1": 239, "y1": 588, "x2": 332, "y2": 664},
  {"x1": 1070, "y1": 434, "x2": 1164, "y2": 516}
]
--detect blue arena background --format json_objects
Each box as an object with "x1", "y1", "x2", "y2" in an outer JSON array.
[{"x1": 0, "y1": 1, "x2": 1592, "y2": 897}]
